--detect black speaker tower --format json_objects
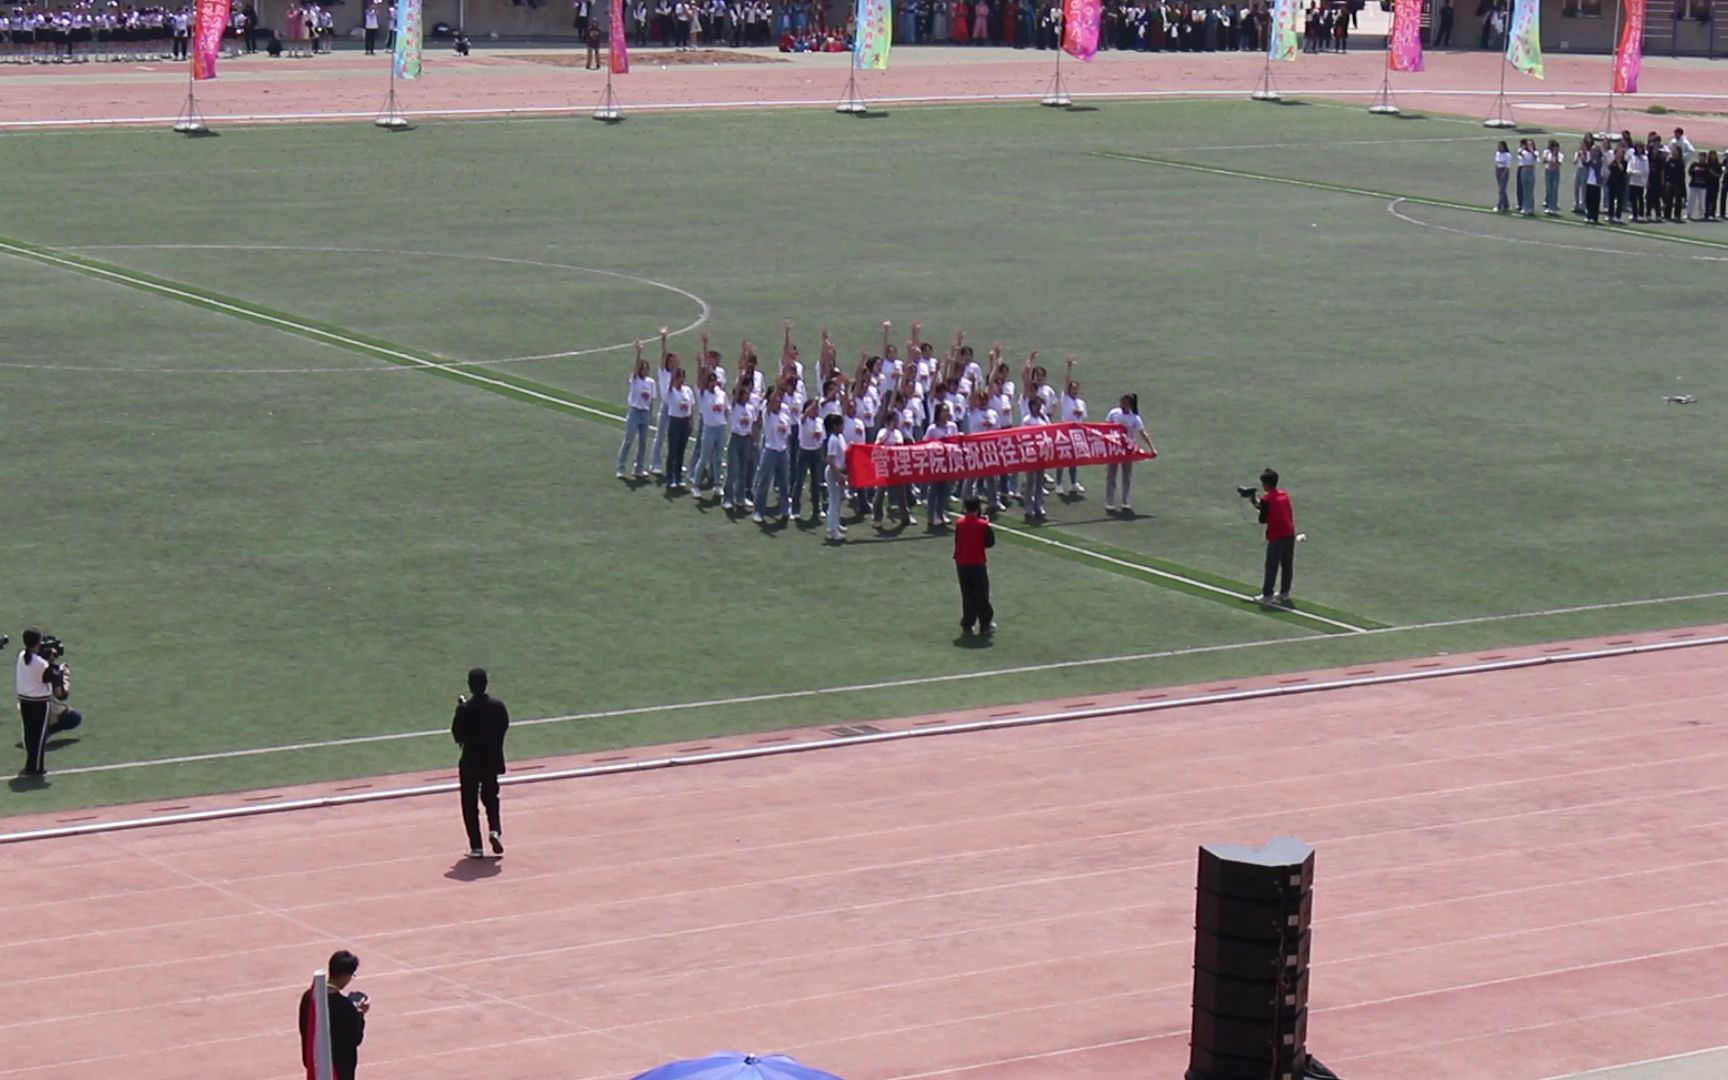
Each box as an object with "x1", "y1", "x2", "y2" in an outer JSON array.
[{"x1": 1185, "y1": 837, "x2": 1338, "y2": 1080}]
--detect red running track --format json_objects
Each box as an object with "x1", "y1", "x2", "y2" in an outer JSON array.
[{"x1": 3, "y1": 638, "x2": 1728, "y2": 1079}]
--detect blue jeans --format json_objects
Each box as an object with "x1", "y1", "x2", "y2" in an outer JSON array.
[
  {"x1": 1022, "y1": 470, "x2": 1044, "y2": 517},
  {"x1": 791, "y1": 445, "x2": 825, "y2": 516},
  {"x1": 648, "y1": 404, "x2": 669, "y2": 471},
  {"x1": 1495, "y1": 167, "x2": 1510, "y2": 212},
  {"x1": 753, "y1": 446, "x2": 790, "y2": 516},
  {"x1": 1106, "y1": 460, "x2": 1135, "y2": 507},
  {"x1": 1573, "y1": 166, "x2": 1586, "y2": 210},
  {"x1": 724, "y1": 432, "x2": 755, "y2": 505},
  {"x1": 690, "y1": 423, "x2": 727, "y2": 491},
  {"x1": 1543, "y1": 169, "x2": 1561, "y2": 213},
  {"x1": 1517, "y1": 168, "x2": 1535, "y2": 214},
  {"x1": 616, "y1": 407, "x2": 650, "y2": 474},
  {"x1": 926, "y1": 480, "x2": 950, "y2": 522}
]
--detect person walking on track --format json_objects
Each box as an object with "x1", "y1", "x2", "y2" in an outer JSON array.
[{"x1": 452, "y1": 667, "x2": 509, "y2": 859}]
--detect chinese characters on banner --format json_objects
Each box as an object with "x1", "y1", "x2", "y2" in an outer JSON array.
[
  {"x1": 393, "y1": 0, "x2": 423, "y2": 79},
  {"x1": 190, "y1": 0, "x2": 231, "y2": 80},
  {"x1": 846, "y1": 422, "x2": 1155, "y2": 490},
  {"x1": 1612, "y1": 0, "x2": 1646, "y2": 92},
  {"x1": 853, "y1": 0, "x2": 891, "y2": 69},
  {"x1": 1267, "y1": 0, "x2": 1301, "y2": 60},
  {"x1": 1061, "y1": 0, "x2": 1101, "y2": 60},
  {"x1": 1505, "y1": 0, "x2": 1544, "y2": 78},
  {"x1": 1389, "y1": 0, "x2": 1425, "y2": 71}
]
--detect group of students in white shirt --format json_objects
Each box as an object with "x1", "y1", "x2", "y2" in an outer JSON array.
[{"x1": 614, "y1": 322, "x2": 1158, "y2": 543}]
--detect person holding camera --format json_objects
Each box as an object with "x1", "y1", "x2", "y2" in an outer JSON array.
[
  {"x1": 299, "y1": 949, "x2": 368, "y2": 1080},
  {"x1": 452, "y1": 667, "x2": 509, "y2": 859},
  {"x1": 954, "y1": 497, "x2": 996, "y2": 636},
  {"x1": 15, "y1": 629, "x2": 55, "y2": 778},
  {"x1": 1245, "y1": 468, "x2": 1297, "y2": 606}
]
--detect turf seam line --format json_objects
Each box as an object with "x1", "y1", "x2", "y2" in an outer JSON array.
[
  {"x1": 31, "y1": 594, "x2": 1728, "y2": 781},
  {"x1": 1093, "y1": 151, "x2": 1728, "y2": 255},
  {"x1": 0, "y1": 236, "x2": 629, "y2": 426},
  {"x1": 6, "y1": 633, "x2": 1723, "y2": 843},
  {"x1": 992, "y1": 522, "x2": 1371, "y2": 633}
]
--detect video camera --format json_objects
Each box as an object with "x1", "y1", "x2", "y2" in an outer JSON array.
[
  {"x1": 1236, "y1": 485, "x2": 1258, "y2": 499},
  {"x1": 40, "y1": 635, "x2": 66, "y2": 664}
]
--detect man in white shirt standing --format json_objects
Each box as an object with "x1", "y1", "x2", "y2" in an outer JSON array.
[
  {"x1": 363, "y1": 2, "x2": 380, "y2": 54},
  {"x1": 16, "y1": 629, "x2": 53, "y2": 778}
]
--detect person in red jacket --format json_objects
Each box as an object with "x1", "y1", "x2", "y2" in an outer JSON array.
[
  {"x1": 1249, "y1": 468, "x2": 1296, "y2": 606},
  {"x1": 953, "y1": 496, "x2": 996, "y2": 636}
]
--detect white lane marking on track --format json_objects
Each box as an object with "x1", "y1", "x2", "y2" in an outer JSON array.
[
  {"x1": 1387, "y1": 198, "x2": 1728, "y2": 262},
  {"x1": 0, "y1": 238, "x2": 626, "y2": 423},
  {"x1": 44, "y1": 588, "x2": 1728, "y2": 777},
  {"x1": 6, "y1": 243, "x2": 713, "y2": 373}
]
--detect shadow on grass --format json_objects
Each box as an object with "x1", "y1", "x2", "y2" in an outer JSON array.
[
  {"x1": 7, "y1": 774, "x2": 50, "y2": 793},
  {"x1": 952, "y1": 634, "x2": 994, "y2": 649}
]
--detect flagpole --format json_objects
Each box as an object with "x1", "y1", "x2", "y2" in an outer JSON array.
[
  {"x1": 1368, "y1": 29, "x2": 1400, "y2": 113},
  {"x1": 1596, "y1": 0, "x2": 1622, "y2": 138},
  {"x1": 1042, "y1": 35, "x2": 1071, "y2": 107},
  {"x1": 1484, "y1": 47, "x2": 1515, "y2": 126},
  {"x1": 375, "y1": 49, "x2": 408, "y2": 127},
  {"x1": 595, "y1": 66, "x2": 625, "y2": 120}
]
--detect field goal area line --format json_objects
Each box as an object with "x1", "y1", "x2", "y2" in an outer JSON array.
[
  {"x1": 0, "y1": 234, "x2": 1363, "y2": 634},
  {"x1": 36, "y1": 588, "x2": 1728, "y2": 782},
  {"x1": 6, "y1": 629, "x2": 1724, "y2": 844}
]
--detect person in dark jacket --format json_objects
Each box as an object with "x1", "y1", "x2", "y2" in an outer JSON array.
[
  {"x1": 452, "y1": 667, "x2": 510, "y2": 858},
  {"x1": 299, "y1": 950, "x2": 367, "y2": 1080}
]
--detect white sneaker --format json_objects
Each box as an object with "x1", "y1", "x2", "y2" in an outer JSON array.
[
  {"x1": 721, "y1": 499, "x2": 733, "y2": 510},
  {"x1": 1104, "y1": 502, "x2": 1116, "y2": 512},
  {"x1": 906, "y1": 515, "x2": 919, "y2": 525},
  {"x1": 744, "y1": 498, "x2": 755, "y2": 511},
  {"x1": 752, "y1": 511, "x2": 765, "y2": 523},
  {"x1": 1072, "y1": 483, "x2": 1086, "y2": 494},
  {"x1": 1121, "y1": 504, "x2": 1133, "y2": 513},
  {"x1": 1053, "y1": 483, "x2": 1067, "y2": 496},
  {"x1": 466, "y1": 847, "x2": 485, "y2": 859},
  {"x1": 615, "y1": 470, "x2": 625, "y2": 479},
  {"x1": 711, "y1": 488, "x2": 724, "y2": 499},
  {"x1": 633, "y1": 470, "x2": 648, "y2": 480}
]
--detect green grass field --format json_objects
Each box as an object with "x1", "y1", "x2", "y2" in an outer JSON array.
[{"x1": 5, "y1": 100, "x2": 1725, "y2": 815}]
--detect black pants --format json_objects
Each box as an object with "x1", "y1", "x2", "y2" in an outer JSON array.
[
  {"x1": 1262, "y1": 535, "x2": 1295, "y2": 598},
  {"x1": 1630, "y1": 186, "x2": 1646, "y2": 219},
  {"x1": 19, "y1": 698, "x2": 49, "y2": 775},
  {"x1": 459, "y1": 765, "x2": 500, "y2": 850},
  {"x1": 173, "y1": 33, "x2": 188, "y2": 58},
  {"x1": 664, "y1": 415, "x2": 691, "y2": 486},
  {"x1": 364, "y1": 27, "x2": 376, "y2": 52},
  {"x1": 957, "y1": 564, "x2": 994, "y2": 632},
  {"x1": 1584, "y1": 184, "x2": 1602, "y2": 223}
]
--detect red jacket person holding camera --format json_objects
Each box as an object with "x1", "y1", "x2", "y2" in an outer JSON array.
[{"x1": 1250, "y1": 468, "x2": 1297, "y2": 606}]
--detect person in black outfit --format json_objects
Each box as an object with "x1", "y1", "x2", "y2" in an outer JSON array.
[
  {"x1": 1434, "y1": 0, "x2": 1453, "y2": 45},
  {"x1": 452, "y1": 666, "x2": 509, "y2": 858},
  {"x1": 299, "y1": 950, "x2": 367, "y2": 1080}
]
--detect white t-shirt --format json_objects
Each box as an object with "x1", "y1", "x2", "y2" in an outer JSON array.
[
  {"x1": 627, "y1": 375, "x2": 656, "y2": 411},
  {"x1": 1494, "y1": 149, "x2": 1512, "y2": 169},
  {"x1": 700, "y1": 386, "x2": 729, "y2": 427},
  {"x1": 760, "y1": 406, "x2": 793, "y2": 452},
  {"x1": 1107, "y1": 406, "x2": 1145, "y2": 442},
  {"x1": 1021, "y1": 412, "x2": 1050, "y2": 430},
  {"x1": 1060, "y1": 394, "x2": 1087, "y2": 422},
  {"x1": 798, "y1": 416, "x2": 827, "y2": 452},
  {"x1": 875, "y1": 426, "x2": 905, "y2": 449},
  {"x1": 728, "y1": 402, "x2": 757, "y2": 437},
  {"x1": 655, "y1": 366, "x2": 676, "y2": 405},
  {"x1": 843, "y1": 415, "x2": 867, "y2": 446},
  {"x1": 966, "y1": 406, "x2": 999, "y2": 433},
  {"x1": 15, "y1": 651, "x2": 50, "y2": 700},
  {"x1": 1021, "y1": 384, "x2": 1056, "y2": 423},
  {"x1": 825, "y1": 432, "x2": 848, "y2": 475},
  {"x1": 925, "y1": 421, "x2": 959, "y2": 441},
  {"x1": 1517, "y1": 147, "x2": 1537, "y2": 168},
  {"x1": 665, "y1": 384, "x2": 695, "y2": 419}
]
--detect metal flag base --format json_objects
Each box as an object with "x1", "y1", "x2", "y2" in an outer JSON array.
[
  {"x1": 1250, "y1": 62, "x2": 1282, "y2": 102},
  {"x1": 172, "y1": 86, "x2": 208, "y2": 134},
  {"x1": 1041, "y1": 66, "x2": 1072, "y2": 107},
  {"x1": 374, "y1": 84, "x2": 410, "y2": 129},
  {"x1": 1367, "y1": 73, "x2": 1400, "y2": 115},
  {"x1": 1591, "y1": 93, "x2": 1620, "y2": 141},
  {"x1": 1483, "y1": 60, "x2": 1516, "y2": 127},
  {"x1": 593, "y1": 74, "x2": 624, "y2": 122},
  {"x1": 834, "y1": 72, "x2": 867, "y2": 114}
]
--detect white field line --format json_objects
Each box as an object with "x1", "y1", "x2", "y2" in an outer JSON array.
[
  {"x1": 1387, "y1": 198, "x2": 1728, "y2": 262},
  {"x1": 5, "y1": 629, "x2": 1726, "y2": 843},
  {"x1": 0, "y1": 238, "x2": 624, "y2": 423},
  {"x1": 992, "y1": 521, "x2": 1368, "y2": 633},
  {"x1": 1, "y1": 87, "x2": 1724, "y2": 129},
  {"x1": 33, "y1": 588, "x2": 1728, "y2": 781}
]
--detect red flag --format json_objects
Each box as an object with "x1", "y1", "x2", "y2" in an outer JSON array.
[
  {"x1": 191, "y1": 0, "x2": 231, "y2": 80},
  {"x1": 1061, "y1": 0, "x2": 1101, "y2": 60},
  {"x1": 609, "y1": 0, "x2": 630, "y2": 73},
  {"x1": 846, "y1": 422, "x2": 1153, "y2": 490},
  {"x1": 1612, "y1": 0, "x2": 1646, "y2": 93}
]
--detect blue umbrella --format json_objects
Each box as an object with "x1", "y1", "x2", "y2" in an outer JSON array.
[{"x1": 630, "y1": 1051, "x2": 844, "y2": 1080}]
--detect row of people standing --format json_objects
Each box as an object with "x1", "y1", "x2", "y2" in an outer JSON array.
[
  {"x1": 607, "y1": 0, "x2": 808, "y2": 47},
  {"x1": 893, "y1": 0, "x2": 1277, "y2": 52},
  {"x1": 1494, "y1": 128, "x2": 1726, "y2": 225},
  {"x1": 614, "y1": 323, "x2": 1157, "y2": 541}
]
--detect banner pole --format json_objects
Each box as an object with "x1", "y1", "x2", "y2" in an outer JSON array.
[
  {"x1": 173, "y1": 68, "x2": 208, "y2": 133},
  {"x1": 375, "y1": 50, "x2": 408, "y2": 127},
  {"x1": 1042, "y1": 38, "x2": 1071, "y2": 106},
  {"x1": 1251, "y1": 53, "x2": 1281, "y2": 101},
  {"x1": 1484, "y1": 50, "x2": 1515, "y2": 126},
  {"x1": 595, "y1": 67, "x2": 625, "y2": 120},
  {"x1": 1368, "y1": 34, "x2": 1400, "y2": 113},
  {"x1": 1597, "y1": 0, "x2": 1622, "y2": 137}
]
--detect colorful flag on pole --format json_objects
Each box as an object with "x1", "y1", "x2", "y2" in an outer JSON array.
[
  {"x1": 609, "y1": 0, "x2": 629, "y2": 73},
  {"x1": 1612, "y1": 0, "x2": 1646, "y2": 92},
  {"x1": 1505, "y1": 0, "x2": 1544, "y2": 78},
  {"x1": 1388, "y1": 0, "x2": 1424, "y2": 71},
  {"x1": 1267, "y1": 0, "x2": 1301, "y2": 61},
  {"x1": 190, "y1": 0, "x2": 231, "y2": 80},
  {"x1": 852, "y1": 0, "x2": 891, "y2": 69},
  {"x1": 1061, "y1": 0, "x2": 1101, "y2": 61},
  {"x1": 300, "y1": 971, "x2": 333, "y2": 1080},
  {"x1": 393, "y1": 0, "x2": 423, "y2": 80}
]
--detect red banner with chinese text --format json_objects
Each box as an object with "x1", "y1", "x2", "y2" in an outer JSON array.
[
  {"x1": 846, "y1": 422, "x2": 1153, "y2": 490},
  {"x1": 191, "y1": 0, "x2": 231, "y2": 80}
]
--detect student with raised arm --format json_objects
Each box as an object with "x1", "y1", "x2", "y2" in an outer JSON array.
[
  {"x1": 924, "y1": 402, "x2": 960, "y2": 528},
  {"x1": 690, "y1": 368, "x2": 730, "y2": 498},
  {"x1": 1105, "y1": 392, "x2": 1157, "y2": 514},
  {"x1": 792, "y1": 398, "x2": 828, "y2": 522},
  {"x1": 870, "y1": 410, "x2": 916, "y2": 530},
  {"x1": 647, "y1": 329, "x2": 676, "y2": 476},
  {"x1": 721, "y1": 380, "x2": 758, "y2": 512},
  {"x1": 1057, "y1": 357, "x2": 1088, "y2": 496},
  {"x1": 662, "y1": 366, "x2": 695, "y2": 491},
  {"x1": 615, "y1": 341, "x2": 656, "y2": 480}
]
